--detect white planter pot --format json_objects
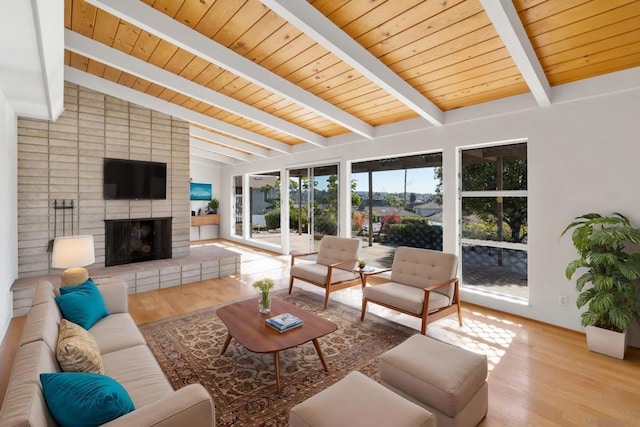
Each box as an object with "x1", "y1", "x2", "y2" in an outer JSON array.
[{"x1": 585, "y1": 326, "x2": 628, "y2": 359}]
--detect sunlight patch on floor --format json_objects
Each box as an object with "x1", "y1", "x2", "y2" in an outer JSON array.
[{"x1": 428, "y1": 310, "x2": 520, "y2": 374}]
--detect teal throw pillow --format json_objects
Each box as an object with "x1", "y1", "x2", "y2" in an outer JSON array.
[
  {"x1": 55, "y1": 280, "x2": 109, "y2": 329},
  {"x1": 40, "y1": 372, "x2": 135, "y2": 427}
]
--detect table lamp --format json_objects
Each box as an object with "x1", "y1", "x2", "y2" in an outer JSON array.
[{"x1": 51, "y1": 235, "x2": 95, "y2": 286}]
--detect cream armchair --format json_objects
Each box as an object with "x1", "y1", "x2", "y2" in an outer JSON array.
[
  {"x1": 289, "y1": 235, "x2": 362, "y2": 309},
  {"x1": 361, "y1": 247, "x2": 462, "y2": 334}
]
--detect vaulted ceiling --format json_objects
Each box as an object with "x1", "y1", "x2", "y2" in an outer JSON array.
[{"x1": 63, "y1": 0, "x2": 640, "y2": 165}]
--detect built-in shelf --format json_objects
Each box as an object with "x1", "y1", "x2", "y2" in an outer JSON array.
[{"x1": 191, "y1": 214, "x2": 219, "y2": 226}]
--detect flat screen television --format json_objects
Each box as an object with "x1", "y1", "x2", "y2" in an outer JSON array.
[{"x1": 104, "y1": 158, "x2": 167, "y2": 200}]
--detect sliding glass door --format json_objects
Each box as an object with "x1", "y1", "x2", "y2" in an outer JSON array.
[
  {"x1": 288, "y1": 164, "x2": 339, "y2": 253},
  {"x1": 247, "y1": 171, "x2": 280, "y2": 249}
]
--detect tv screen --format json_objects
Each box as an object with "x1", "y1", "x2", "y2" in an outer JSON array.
[{"x1": 104, "y1": 158, "x2": 167, "y2": 200}]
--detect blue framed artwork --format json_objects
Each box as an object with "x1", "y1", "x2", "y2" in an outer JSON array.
[{"x1": 190, "y1": 183, "x2": 212, "y2": 201}]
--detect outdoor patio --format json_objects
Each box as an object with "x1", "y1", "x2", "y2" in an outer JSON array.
[{"x1": 244, "y1": 231, "x2": 528, "y2": 300}]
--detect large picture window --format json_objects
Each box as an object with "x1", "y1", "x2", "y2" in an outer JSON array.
[
  {"x1": 459, "y1": 142, "x2": 528, "y2": 300},
  {"x1": 351, "y1": 153, "x2": 443, "y2": 254}
]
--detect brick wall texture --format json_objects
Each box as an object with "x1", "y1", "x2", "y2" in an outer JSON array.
[{"x1": 17, "y1": 83, "x2": 190, "y2": 278}]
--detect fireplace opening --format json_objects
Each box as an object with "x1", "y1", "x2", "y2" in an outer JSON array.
[{"x1": 105, "y1": 217, "x2": 172, "y2": 267}]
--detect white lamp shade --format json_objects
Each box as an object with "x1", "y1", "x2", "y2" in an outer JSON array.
[{"x1": 51, "y1": 235, "x2": 95, "y2": 269}]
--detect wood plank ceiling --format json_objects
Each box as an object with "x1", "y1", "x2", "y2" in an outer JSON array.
[{"x1": 63, "y1": 0, "x2": 640, "y2": 163}]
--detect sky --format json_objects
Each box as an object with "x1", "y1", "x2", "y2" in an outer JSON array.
[
  {"x1": 294, "y1": 167, "x2": 439, "y2": 194},
  {"x1": 352, "y1": 168, "x2": 439, "y2": 194}
]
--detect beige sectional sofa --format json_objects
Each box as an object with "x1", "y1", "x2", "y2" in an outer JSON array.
[{"x1": 0, "y1": 280, "x2": 215, "y2": 426}]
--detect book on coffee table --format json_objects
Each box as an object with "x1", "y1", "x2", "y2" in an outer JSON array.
[{"x1": 266, "y1": 313, "x2": 303, "y2": 333}]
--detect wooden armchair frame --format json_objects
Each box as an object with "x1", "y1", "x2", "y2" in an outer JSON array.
[
  {"x1": 289, "y1": 251, "x2": 362, "y2": 309},
  {"x1": 361, "y1": 274, "x2": 462, "y2": 334}
]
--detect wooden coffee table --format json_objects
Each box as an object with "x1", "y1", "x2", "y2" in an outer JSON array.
[{"x1": 217, "y1": 297, "x2": 338, "y2": 392}]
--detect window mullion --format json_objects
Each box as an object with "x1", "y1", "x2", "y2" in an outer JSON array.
[
  {"x1": 461, "y1": 190, "x2": 527, "y2": 198},
  {"x1": 460, "y1": 238, "x2": 527, "y2": 251}
]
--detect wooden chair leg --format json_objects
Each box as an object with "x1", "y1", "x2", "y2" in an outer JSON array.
[
  {"x1": 360, "y1": 299, "x2": 368, "y2": 321},
  {"x1": 453, "y1": 279, "x2": 463, "y2": 326},
  {"x1": 288, "y1": 276, "x2": 294, "y2": 294},
  {"x1": 323, "y1": 288, "x2": 330, "y2": 310},
  {"x1": 421, "y1": 293, "x2": 430, "y2": 335}
]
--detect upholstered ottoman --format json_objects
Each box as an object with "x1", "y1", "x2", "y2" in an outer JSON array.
[
  {"x1": 289, "y1": 371, "x2": 435, "y2": 427},
  {"x1": 379, "y1": 335, "x2": 488, "y2": 427}
]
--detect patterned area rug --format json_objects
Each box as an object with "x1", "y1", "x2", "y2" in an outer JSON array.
[{"x1": 139, "y1": 289, "x2": 418, "y2": 426}]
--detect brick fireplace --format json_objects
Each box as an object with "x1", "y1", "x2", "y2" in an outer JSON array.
[
  {"x1": 105, "y1": 218, "x2": 172, "y2": 267},
  {"x1": 16, "y1": 83, "x2": 190, "y2": 277}
]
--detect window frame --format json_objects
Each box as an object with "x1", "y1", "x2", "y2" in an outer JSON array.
[{"x1": 458, "y1": 140, "x2": 528, "y2": 299}]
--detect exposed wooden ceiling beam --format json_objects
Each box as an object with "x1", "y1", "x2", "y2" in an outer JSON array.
[
  {"x1": 190, "y1": 125, "x2": 270, "y2": 158},
  {"x1": 64, "y1": 30, "x2": 327, "y2": 148},
  {"x1": 191, "y1": 146, "x2": 241, "y2": 165},
  {"x1": 480, "y1": 0, "x2": 551, "y2": 106},
  {"x1": 261, "y1": 0, "x2": 443, "y2": 127},
  {"x1": 190, "y1": 137, "x2": 253, "y2": 162},
  {"x1": 191, "y1": 154, "x2": 223, "y2": 167},
  {"x1": 84, "y1": 0, "x2": 375, "y2": 139},
  {"x1": 32, "y1": 0, "x2": 64, "y2": 120},
  {"x1": 64, "y1": 66, "x2": 290, "y2": 156}
]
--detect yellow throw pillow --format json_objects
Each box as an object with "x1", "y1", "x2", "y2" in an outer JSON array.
[{"x1": 56, "y1": 319, "x2": 104, "y2": 374}]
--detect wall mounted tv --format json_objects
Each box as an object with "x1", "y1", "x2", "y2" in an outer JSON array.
[{"x1": 104, "y1": 158, "x2": 167, "y2": 200}]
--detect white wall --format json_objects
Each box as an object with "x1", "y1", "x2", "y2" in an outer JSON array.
[
  {"x1": 219, "y1": 87, "x2": 640, "y2": 333},
  {"x1": 189, "y1": 157, "x2": 222, "y2": 240},
  {"x1": 0, "y1": 88, "x2": 17, "y2": 340}
]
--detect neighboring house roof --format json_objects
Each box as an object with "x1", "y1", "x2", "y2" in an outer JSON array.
[
  {"x1": 413, "y1": 202, "x2": 443, "y2": 210},
  {"x1": 369, "y1": 207, "x2": 416, "y2": 218},
  {"x1": 427, "y1": 213, "x2": 443, "y2": 224}
]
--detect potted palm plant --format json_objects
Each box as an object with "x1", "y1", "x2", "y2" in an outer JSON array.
[
  {"x1": 562, "y1": 212, "x2": 640, "y2": 359},
  {"x1": 207, "y1": 198, "x2": 219, "y2": 214}
]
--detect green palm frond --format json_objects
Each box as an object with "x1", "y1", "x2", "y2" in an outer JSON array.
[
  {"x1": 581, "y1": 311, "x2": 599, "y2": 328},
  {"x1": 589, "y1": 292, "x2": 615, "y2": 313},
  {"x1": 608, "y1": 306, "x2": 634, "y2": 331},
  {"x1": 612, "y1": 212, "x2": 632, "y2": 226},
  {"x1": 592, "y1": 274, "x2": 614, "y2": 291},
  {"x1": 565, "y1": 259, "x2": 584, "y2": 279},
  {"x1": 575, "y1": 272, "x2": 592, "y2": 292},
  {"x1": 590, "y1": 252, "x2": 617, "y2": 268},
  {"x1": 618, "y1": 261, "x2": 640, "y2": 281},
  {"x1": 576, "y1": 288, "x2": 596, "y2": 309},
  {"x1": 590, "y1": 227, "x2": 640, "y2": 245}
]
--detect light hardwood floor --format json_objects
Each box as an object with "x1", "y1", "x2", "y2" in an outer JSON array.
[{"x1": 2, "y1": 240, "x2": 640, "y2": 426}]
